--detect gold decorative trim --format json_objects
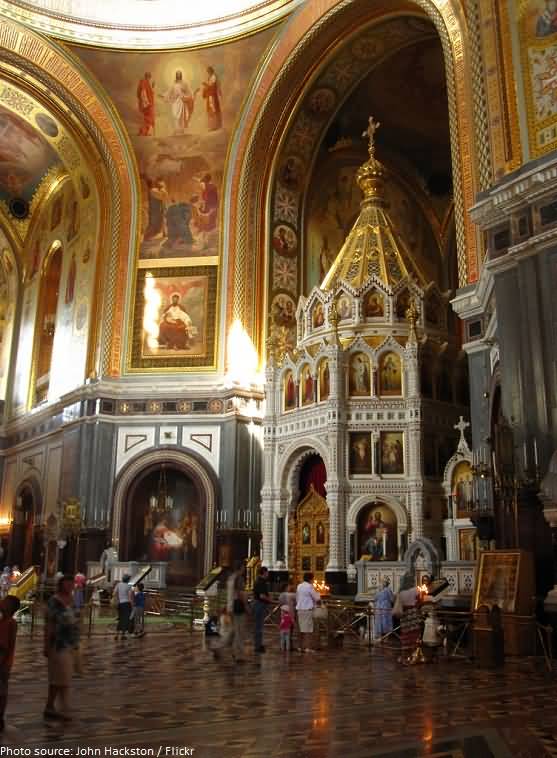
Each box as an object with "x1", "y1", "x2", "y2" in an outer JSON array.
[{"x1": 478, "y1": 0, "x2": 521, "y2": 178}]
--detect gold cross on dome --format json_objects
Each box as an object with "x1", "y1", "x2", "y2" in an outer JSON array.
[{"x1": 362, "y1": 116, "x2": 380, "y2": 158}]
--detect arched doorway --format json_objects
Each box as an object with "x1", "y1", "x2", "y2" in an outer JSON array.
[
  {"x1": 9, "y1": 481, "x2": 42, "y2": 569},
  {"x1": 120, "y1": 463, "x2": 206, "y2": 586},
  {"x1": 356, "y1": 502, "x2": 398, "y2": 562}
]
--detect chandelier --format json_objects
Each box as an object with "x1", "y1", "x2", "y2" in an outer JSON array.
[{"x1": 149, "y1": 465, "x2": 173, "y2": 515}]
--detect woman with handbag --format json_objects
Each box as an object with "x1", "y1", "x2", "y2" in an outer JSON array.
[
  {"x1": 224, "y1": 561, "x2": 247, "y2": 662},
  {"x1": 295, "y1": 572, "x2": 321, "y2": 653},
  {"x1": 396, "y1": 574, "x2": 422, "y2": 664},
  {"x1": 113, "y1": 574, "x2": 132, "y2": 641}
]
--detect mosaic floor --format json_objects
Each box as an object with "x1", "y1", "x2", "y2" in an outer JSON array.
[{"x1": 4, "y1": 623, "x2": 557, "y2": 757}]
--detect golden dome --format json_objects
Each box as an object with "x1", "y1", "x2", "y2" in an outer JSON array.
[{"x1": 321, "y1": 116, "x2": 427, "y2": 291}]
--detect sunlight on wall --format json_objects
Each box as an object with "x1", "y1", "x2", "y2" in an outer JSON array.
[
  {"x1": 143, "y1": 272, "x2": 162, "y2": 350},
  {"x1": 225, "y1": 319, "x2": 262, "y2": 387}
]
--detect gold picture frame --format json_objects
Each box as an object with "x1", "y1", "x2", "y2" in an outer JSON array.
[{"x1": 130, "y1": 265, "x2": 218, "y2": 371}]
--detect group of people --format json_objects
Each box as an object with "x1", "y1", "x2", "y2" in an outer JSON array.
[
  {"x1": 0, "y1": 566, "x2": 21, "y2": 597},
  {"x1": 208, "y1": 566, "x2": 323, "y2": 662},
  {"x1": 372, "y1": 574, "x2": 441, "y2": 664}
]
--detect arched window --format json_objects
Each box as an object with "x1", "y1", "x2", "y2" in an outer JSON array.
[{"x1": 32, "y1": 242, "x2": 62, "y2": 406}]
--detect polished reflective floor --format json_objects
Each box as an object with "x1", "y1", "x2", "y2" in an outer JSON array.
[{"x1": 5, "y1": 625, "x2": 557, "y2": 757}]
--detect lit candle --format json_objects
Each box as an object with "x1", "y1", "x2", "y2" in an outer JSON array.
[
  {"x1": 534, "y1": 438, "x2": 539, "y2": 468},
  {"x1": 382, "y1": 530, "x2": 387, "y2": 558},
  {"x1": 247, "y1": 537, "x2": 252, "y2": 558}
]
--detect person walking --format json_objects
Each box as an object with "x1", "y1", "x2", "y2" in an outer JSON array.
[
  {"x1": 374, "y1": 577, "x2": 395, "y2": 640},
  {"x1": 279, "y1": 604, "x2": 295, "y2": 652},
  {"x1": 296, "y1": 572, "x2": 321, "y2": 653},
  {"x1": 0, "y1": 595, "x2": 20, "y2": 731},
  {"x1": 113, "y1": 574, "x2": 133, "y2": 641},
  {"x1": 133, "y1": 583, "x2": 146, "y2": 637},
  {"x1": 227, "y1": 561, "x2": 247, "y2": 662},
  {"x1": 44, "y1": 574, "x2": 79, "y2": 721},
  {"x1": 253, "y1": 566, "x2": 271, "y2": 653}
]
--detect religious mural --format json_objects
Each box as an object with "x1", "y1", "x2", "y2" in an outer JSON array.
[
  {"x1": 357, "y1": 503, "x2": 397, "y2": 560},
  {"x1": 519, "y1": 0, "x2": 557, "y2": 157},
  {"x1": 380, "y1": 432, "x2": 404, "y2": 475},
  {"x1": 300, "y1": 365, "x2": 314, "y2": 406},
  {"x1": 0, "y1": 105, "x2": 60, "y2": 204},
  {"x1": 363, "y1": 289, "x2": 385, "y2": 318},
  {"x1": 318, "y1": 359, "x2": 330, "y2": 402},
  {"x1": 75, "y1": 31, "x2": 273, "y2": 370},
  {"x1": 284, "y1": 369, "x2": 296, "y2": 411},
  {"x1": 378, "y1": 351, "x2": 402, "y2": 396},
  {"x1": 458, "y1": 528, "x2": 478, "y2": 562},
  {"x1": 132, "y1": 266, "x2": 217, "y2": 369},
  {"x1": 349, "y1": 432, "x2": 372, "y2": 476},
  {"x1": 348, "y1": 353, "x2": 371, "y2": 396},
  {"x1": 128, "y1": 467, "x2": 204, "y2": 585}
]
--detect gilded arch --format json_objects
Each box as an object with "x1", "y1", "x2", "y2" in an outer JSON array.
[
  {"x1": 225, "y1": 0, "x2": 478, "y2": 364},
  {"x1": 0, "y1": 19, "x2": 139, "y2": 379}
]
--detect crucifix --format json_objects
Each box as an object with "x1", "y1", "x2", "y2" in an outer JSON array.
[
  {"x1": 362, "y1": 115, "x2": 380, "y2": 159},
  {"x1": 454, "y1": 415, "x2": 470, "y2": 452}
]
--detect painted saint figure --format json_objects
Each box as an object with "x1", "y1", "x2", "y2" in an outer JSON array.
[
  {"x1": 65, "y1": 253, "x2": 76, "y2": 305},
  {"x1": 536, "y1": 0, "x2": 557, "y2": 37},
  {"x1": 158, "y1": 293, "x2": 193, "y2": 350},
  {"x1": 163, "y1": 70, "x2": 194, "y2": 135},
  {"x1": 302, "y1": 367, "x2": 313, "y2": 405},
  {"x1": 200, "y1": 66, "x2": 222, "y2": 131},
  {"x1": 284, "y1": 371, "x2": 296, "y2": 410},
  {"x1": 350, "y1": 354, "x2": 370, "y2": 395},
  {"x1": 194, "y1": 173, "x2": 218, "y2": 232},
  {"x1": 144, "y1": 179, "x2": 169, "y2": 241},
  {"x1": 137, "y1": 72, "x2": 156, "y2": 136},
  {"x1": 374, "y1": 578, "x2": 394, "y2": 637}
]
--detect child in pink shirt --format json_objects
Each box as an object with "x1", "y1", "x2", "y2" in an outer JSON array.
[{"x1": 279, "y1": 604, "x2": 295, "y2": 652}]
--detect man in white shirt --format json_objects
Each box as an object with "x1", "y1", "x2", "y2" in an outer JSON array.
[{"x1": 296, "y1": 572, "x2": 321, "y2": 652}]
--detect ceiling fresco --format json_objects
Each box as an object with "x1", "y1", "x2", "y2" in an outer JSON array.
[{"x1": 0, "y1": 104, "x2": 61, "y2": 204}]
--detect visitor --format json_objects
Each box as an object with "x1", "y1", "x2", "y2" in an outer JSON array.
[
  {"x1": 113, "y1": 573, "x2": 133, "y2": 641},
  {"x1": 133, "y1": 583, "x2": 146, "y2": 637},
  {"x1": 278, "y1": 581, "x2": 296, "y2": 649},
  {"x1": 253, "y1": 566, "x2": 271, "y2": 653},
  {"x1": 0, "y1": 568, "x2": 10, "y2": 599},
  {"x1": 226, "y1": 561, "x2": 247, "y2": 662},
  {"x1": 374, "y1": 577, "x2": 394, "y2": 640},
  {"x1": 73, "y1": 571, "x2": 86, "y2": 612},
  {"x1": 295, "y1": 572, "x2": 321, "y2": 653},
  {"x1": 44, "y1": 574, "x2": 79, "y2": 721},
  {"x1": 0, "y1": 595, "x2": 20, "y2": 731},
  {"x1": 91, "y1": 587, "x2": 101, "y2": 622},
  {"x1": 396, "y1": 574, "x2": 423, "y2": 664},
  {"x1": 279, "y1": 604, "x2": 295, "y2": 652}
]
